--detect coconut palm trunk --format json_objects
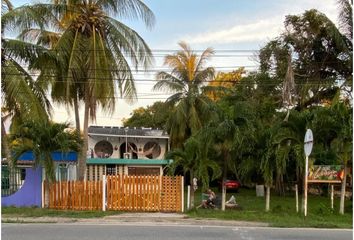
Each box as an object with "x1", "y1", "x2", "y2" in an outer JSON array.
[
  {"x1": 265, "y1": 185, "x2": 271, "y2": 212},
  {"x1": 78, "y1": 93, "x2": 90, "y2": 180},
  {"x1": 73, "y1": 94, "x2": 80, "y2": 132},
  {"x1": 221, "y1": 151, "x2": 228, "y2": 211},
  {"x1": 189, "y1": 170, "x2": 195, "y2": 208}
]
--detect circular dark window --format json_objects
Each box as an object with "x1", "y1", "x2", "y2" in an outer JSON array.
[
  {"x1": 94, "y1": 140, "x2": 113, "y2": 158},
  {"x1": 143, "y1": 142, "x2": 161, "y2": 159}
]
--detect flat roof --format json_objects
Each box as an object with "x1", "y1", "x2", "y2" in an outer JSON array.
[
  {"x1": 86, "y1": 158, "x2": 172, "y2": 165},
  {"x1": 88, "y1": 126, "x2": 169, "y2": 138}
]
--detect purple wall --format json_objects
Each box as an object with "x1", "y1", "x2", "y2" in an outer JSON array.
[{"x1": 2, "y1": 168, "x2": 42, "y2": 207}]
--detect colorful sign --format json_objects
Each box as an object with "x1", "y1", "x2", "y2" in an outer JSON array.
[{"x1": 308, "y1": 165, "x2": 343, "y2": 181}]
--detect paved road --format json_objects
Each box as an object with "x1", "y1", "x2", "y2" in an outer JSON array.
[{"x1": 2, "y1": 223, "x2": 352, "y2": 240}]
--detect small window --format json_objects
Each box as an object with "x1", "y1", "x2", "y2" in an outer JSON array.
[
  {"x1": 1, "y1": 166, "x2": 26, "y2": 197},
  {"x1": 106, "y1": 164, "x2": 116, "y2": 175},
  {"x1": 58, "y1": 164, "x2": 68, "y2": 181}
]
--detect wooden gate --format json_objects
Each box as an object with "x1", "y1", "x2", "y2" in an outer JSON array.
[{"x1": 106, "y1": 175, "x2": 183, "y2": 212}]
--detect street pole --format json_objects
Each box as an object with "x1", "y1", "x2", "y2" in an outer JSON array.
[
  {"x1": 125, "y1": 128, "x2": 128, "y2": 155},
  {"x1": 303, "y1": 128, "x2": 313, "y2": 217}
]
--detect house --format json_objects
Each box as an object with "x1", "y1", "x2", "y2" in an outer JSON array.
[
  {"x1": 1, "y1": 126, "x2": 172, "y2": 207},
  {"x1": 86, "y1": 126, "x2": 171, "y2": 180}
]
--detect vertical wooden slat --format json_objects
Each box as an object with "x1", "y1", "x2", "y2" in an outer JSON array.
[
  {"x1": 123, "y1": 175, "x2": 127, "y2": 211},
  {"x1": 106, "y1": 177, "x2": 110, "y2": 210},
  {"x1": 51, "y1": 182, "x2": 55, "y2": 209},
  {"x1": 116, "y1": 175, "x2": 124, "y2": 210},
  {"x1": 138, "y1": 176, "x2": 142, "y2": 211},
  {"x1": 150, "y1": 176, "x2": 154, "y2": 211},
  {"x1": 142, "y1": 176, "x2": 146, "y2": 211}
]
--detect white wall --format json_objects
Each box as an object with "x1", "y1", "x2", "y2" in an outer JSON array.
[{"x1": 88, "y1": 135, "x2": 168, "y2": 159}]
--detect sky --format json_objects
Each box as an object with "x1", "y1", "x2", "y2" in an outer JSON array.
[{"x1": 10, "y1": 0, "x2": 340, "y2": 128}]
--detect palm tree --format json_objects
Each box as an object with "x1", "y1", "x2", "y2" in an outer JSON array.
[
  {"x1": 201, "y1": 98, "x2": 256, "y2": 211},
  {"x1": 1, "y1": 0, "x2": 52, "y2": 163},
  {"x1": 3, "y1": 0, "x2": 155, "y2": 180},
  {"x1": 153, "y1": 42, "x2": 215, "y2": 148},
  {"x1": 10, "y1": 120, "x2": 82, "y2": 182},
  {"x1": 166, "y1": 136, "x2": 221, "y2": 209},
  {"x1": 331, "y1": 102, "x2": 352, "y2": 215}
]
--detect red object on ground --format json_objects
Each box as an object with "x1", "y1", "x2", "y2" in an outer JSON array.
[{"x1": 224, "y1": 180, "x2": 241, "y2": 190}]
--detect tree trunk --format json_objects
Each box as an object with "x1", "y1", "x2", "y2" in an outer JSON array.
[
  {"x1": 190, "y1": 171, "x2": 195, "y2": 208},
  {"x1": 221, "y1": 151, "x2": 228, "y2": 211},
  {"x1": 339, "y1": 165, "x2": 347, "y2": 214},
  {"x1": 265, "y1": 185, "x2": 270, "y2": 212},
  {"x1": 44, "y1": 180, "x2": 50, "y2": 208},
  {"x1": 73, "y1": 93, "x2": 80, "y2": 132},
  {"x1": 1, "y1": 117, "x2": 11, "y2": 168},
  {"x1": 275, "y1": 173, "x2": 285, "y2": 196},
  {"x1": 77, "y1": 94, "x2": 89, "y2": 180}
]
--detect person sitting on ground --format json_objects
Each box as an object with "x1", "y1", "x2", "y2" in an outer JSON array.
[{"x1": 202, "y1": 189, "x2": 216, "y2": 208}]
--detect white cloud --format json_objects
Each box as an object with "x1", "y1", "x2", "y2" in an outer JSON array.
[
  {"x1": 185, "y1": 16, "x2": 283, "y2": 45},
  {"x1": 183, "y1": 0, "x2": 339, "y2": 46}
]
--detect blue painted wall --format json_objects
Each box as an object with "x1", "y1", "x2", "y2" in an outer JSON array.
[
  {"x1": 2, "y1": 167, "x2": 42, "y2": 207},
  {"x1": 2, "y1": 151, "x2": 78, "y2": 207}
]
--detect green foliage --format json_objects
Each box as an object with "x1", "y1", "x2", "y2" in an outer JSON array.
[
  {"x1": 153, "y1": 42, "x2": 216, "y2": 148},
  {"x1": 166, "y1": 136, "x2": 221, "y2": 190},
  {"x1": 122, "y1": 101, "x2": 173, "y2": 129},
  {"x1": 10, "y1": 120, "x2": 82, "y2": 182},
  {"x1": 2, "y1": 0, "x2": 155, "y2": 180},
  {"x1": 259, "y1": 8, "x2": 352, "y2": 110}
]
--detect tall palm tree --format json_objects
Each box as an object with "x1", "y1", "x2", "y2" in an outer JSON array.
[
  {"x1": 166, "y1": 136, "x2": 221, "y2": 209},
  {"x1": 3, "y1": 0, "x2": 155, "y2": 180},
  {"x1": 153, "y1": 42, "x2": 215, "y2": 148}
]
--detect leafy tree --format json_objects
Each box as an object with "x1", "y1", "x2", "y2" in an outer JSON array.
[
  {"x1": 205, "y1": 67, "x2": 245, "y2": 101},
  {"x1": 312, "y1": 98, "x2": 352, "y2": 214},
  {"x1": 3, "y1": 0, "x2": 156, "y2": 180},
  {"x1": 259, "y1": 9, "x2": 352, "y2": 110},
  {"x1": 166, "y1": 136, "x2": 221, "y2": 209},
  {"x1": 122, "y1": 101, "x2": 173, "y2": 129},
  {"x1": 10, "y1": 120, "x2": 82, "y2": 182},
  {"x1": 153, "y1": 42, "x2": 216, "y2": 148}
]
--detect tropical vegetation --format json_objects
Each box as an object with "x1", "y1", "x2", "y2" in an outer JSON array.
[
  {"x1": 2, "y1": 0, "x2": 155, "y2": 179},
  {"x1": 1, "y1": 0, "x2": 352, "y2": 218}
]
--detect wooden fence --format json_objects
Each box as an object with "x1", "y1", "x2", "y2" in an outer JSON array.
[
  {"x1": 48, "y1": 180, "x2": 102, "y2": 210},
  {"x1": 47, "y1": 175, "x2": 183, "y2": 212}
]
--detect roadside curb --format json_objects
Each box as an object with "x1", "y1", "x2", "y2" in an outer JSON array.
[{"x1": 2, "y1": 214, "x2": 269, "y2": 227}]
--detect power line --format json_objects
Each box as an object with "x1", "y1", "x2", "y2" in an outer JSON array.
[
  {"x1": 4, "y1": 47, "x2": 260, "y2": 52},
  {"x1": 3, "y1": 72, "x2": 343, "y2": 85},
  {"x1": 1, "y1": 65, "x2": 258, "y2": 71}
]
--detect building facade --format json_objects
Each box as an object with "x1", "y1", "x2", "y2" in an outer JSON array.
[{"x1": 86, "y1": 126, "x2": 171, "y2": 180}]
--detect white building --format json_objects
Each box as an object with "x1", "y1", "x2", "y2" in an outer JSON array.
[{"x1": 86, "y1": 126, "x2": 171, "y2": 180}]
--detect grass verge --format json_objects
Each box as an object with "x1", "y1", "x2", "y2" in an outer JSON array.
[
  {"x1": 1, "y1": 207, "x2": 121, "y2": 219},
  {"x1": 186, "y1": 188, "x2": 353, "y2": 228}
]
